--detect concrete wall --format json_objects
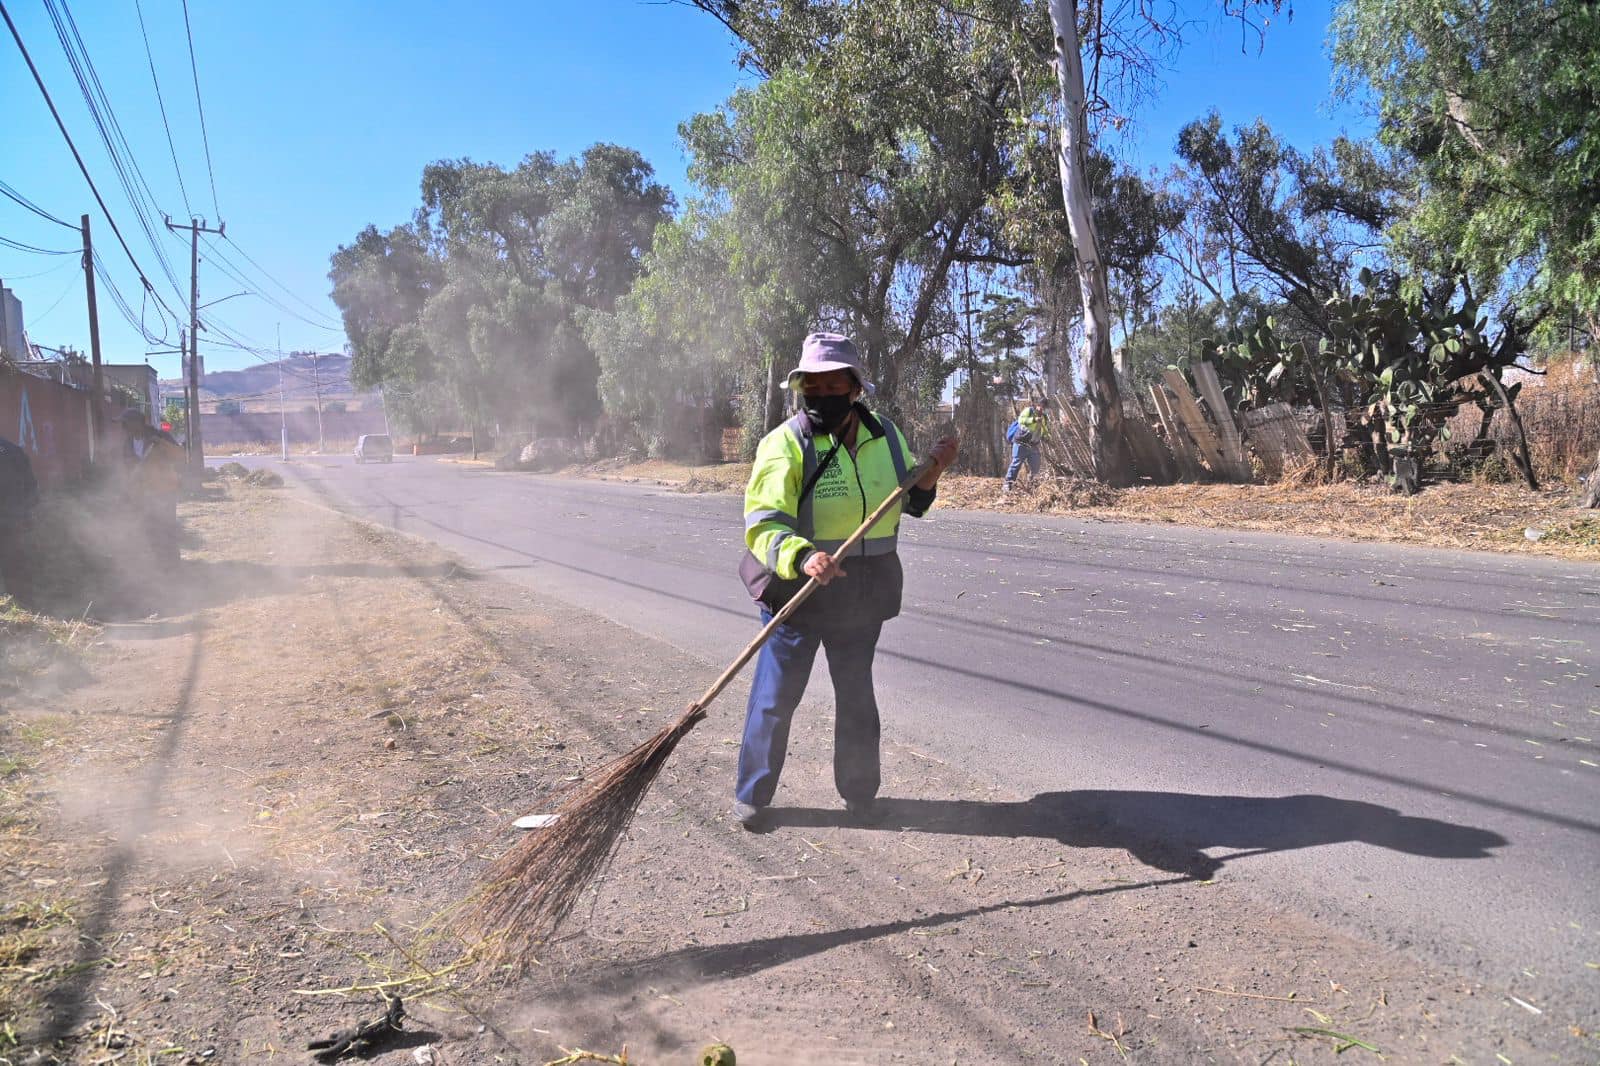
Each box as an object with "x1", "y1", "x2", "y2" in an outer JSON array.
[
  {"x1": 202, "y1": 408, "x2": 389, "y2": 447},
  {"x1": 0, "y1": 365, "x2": 137, "y2": 491},
  {"x1": 0, "y1": 287, "x2": 23, "y2": 362},
  {"x1": 103, "y1": 364, "x2": 160, "y2": 416}
]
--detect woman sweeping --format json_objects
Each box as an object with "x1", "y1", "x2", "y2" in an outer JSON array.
[
  {"x1": 735, "y1": 332, "x2": 959, "y2": 829},
  {"x1": 475, "y1": 333, "x2": 955, "y2": 958}
]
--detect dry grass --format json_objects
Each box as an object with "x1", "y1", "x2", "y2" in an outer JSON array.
[
  {"x1": 570, "y1": 457, "x2": 748, "y2": 492},
  {"x1": 0, "y1": 597, "x2": 96, "y2": 699},
  {"x1": 1446, "y1": 359, "x2": 1600, "y2": 482},
  {"x1": 211, "y1": 437, "x2": 361, "y2": 457},
  {"x1": 946, "y1": 474, "x2": 1599, "y2": 559},
  {"x1": 562, "y1": 458, "x2": 1599, "y2": 561},
  {"x1": 1513, "y1": 362, "x2": 1599, "y2": 481}
]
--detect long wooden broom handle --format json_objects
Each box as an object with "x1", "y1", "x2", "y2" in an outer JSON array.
[{"x1": 690, "y1": 458, "x2": 937, "y2": 714}]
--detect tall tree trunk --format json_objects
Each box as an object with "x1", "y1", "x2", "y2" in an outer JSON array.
[
  {"x1": 1308, "y1": 368, "x2": 1337, "y2": 480},
  {"x1": 763, "y1": 354, "x2": 784, "y2": 432},
  {"x1": 1047, "y1": 0, "x2": 1133, "y2": 486}
]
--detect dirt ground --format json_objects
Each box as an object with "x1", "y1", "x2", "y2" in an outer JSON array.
[
  {"x1": 569, "y1": 457, "x2": 1600, "y2": 563},
  {"x1": 2, "y1": 480, "x2": 1593, "y2": 1065}
]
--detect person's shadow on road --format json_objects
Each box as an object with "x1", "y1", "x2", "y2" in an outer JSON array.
[{"x1": 762, "y1": 791, "x2": 1507, "y2": 878}]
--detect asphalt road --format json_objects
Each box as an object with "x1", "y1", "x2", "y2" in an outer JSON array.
[{"x1": 233, "y1": 453, "x2": 1599, "y2": 1017}]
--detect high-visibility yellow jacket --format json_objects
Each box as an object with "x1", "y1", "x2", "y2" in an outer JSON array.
[
  {"x1": 744, "y1": 407, "x2": 934, "y2": 624},
  {"x1": 1017, "y1": 405, "x2": 1047, "y2": 439}
]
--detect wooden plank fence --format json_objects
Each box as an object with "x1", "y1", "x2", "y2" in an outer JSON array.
[
  {"x1": 1047, "y1": 396, "x2": 1097, "y2": 477},
  {"x1": 1241, "y1": 402, "x2": 1316, "y2": 479},
  {"x1": 1148, "y1": 383, "x2": 1208, "y2": 481},
  {"x1": 1191, "y1": 362, "x2": 1254, "y2": 481},
  {"x1": 1159, "y1": 369, "x2": 1236, "y2": 480}
]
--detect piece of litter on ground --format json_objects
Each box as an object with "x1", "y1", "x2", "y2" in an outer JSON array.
[
  {"x1": 514, "y1": 814, "x2": 560, "y2": 830},
  {"x1": 1508, "y1": 994, "x2": 1542, "y2": 1015}
]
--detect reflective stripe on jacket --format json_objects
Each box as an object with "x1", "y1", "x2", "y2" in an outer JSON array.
[{"x1": 745, "y1": 408, "x2": 916, "y2": 582}]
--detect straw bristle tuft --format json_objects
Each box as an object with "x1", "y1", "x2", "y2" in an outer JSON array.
[{"x1": 471, "y1": 704, "x2": 706, "y2": 969}]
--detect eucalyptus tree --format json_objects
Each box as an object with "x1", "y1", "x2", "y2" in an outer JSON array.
[
  {"x1": 583, "y1": 202, "x2": 804, "y2": 457},
  {"x1": 328, "y1": 222, "x2": 455, "y2": 434},
  {"x1": 687, "y1": 0, "x2": 1285, "y2": 484},
  {"x1": 330, "y1": 144, "x2": 673, "y2": 440},
  {"x1": 675, "y1": 1, "x2": 1049, "y2": 424}
]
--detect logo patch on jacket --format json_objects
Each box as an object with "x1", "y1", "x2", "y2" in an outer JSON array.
[{"x1": 812, "y1": 462, "x2": 851, "y2": 501}]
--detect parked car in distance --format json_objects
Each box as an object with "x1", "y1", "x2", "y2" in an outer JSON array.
[{"x1": 354, "y1": 434, "x2": 394, "y2": 463}]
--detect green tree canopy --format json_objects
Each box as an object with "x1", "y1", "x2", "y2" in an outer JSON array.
[
  {"x1": 1333, "y1": 0, "x2": 1600, "y2": 337},
  {"x1": 329, "y1": 145, "x2": 673, "y2": 437}
]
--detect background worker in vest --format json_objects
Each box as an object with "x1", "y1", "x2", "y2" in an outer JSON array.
[
  {"x1": 120, "y1": 409, "x2": 186, "y2": 571},
  {"x1": 0, "y1": 435, "x2": 39, "y2": 602},
  {"x1": 735, "y1": 332, "x2": 958, "y2": 829},
  {"x1": 1003, "y1": 400, "x2": 1049, "y2": 493}
]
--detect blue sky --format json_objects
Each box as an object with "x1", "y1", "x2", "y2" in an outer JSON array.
[{"x1": 1, "y1": 0, "x2": 1370, "y2": 379}]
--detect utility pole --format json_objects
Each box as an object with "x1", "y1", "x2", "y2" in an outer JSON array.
[
  {"x1": 310, "y1": 350, "x2": 324, "y2": 453},
  {"x1": 80, "y1": 214, "x2": 106, "y2": 451},
  {"x1": 277, "y1": 323, "x2": 288, "y2": 462},
  {"x1": 165, "y1": 215, "x2": 224, "y2": 472},
  {"x1": 177, "y1": 328, "x2": 190, "y2": 448}
]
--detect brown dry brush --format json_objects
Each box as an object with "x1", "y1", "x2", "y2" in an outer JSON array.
[
  {"x1": 471, "y1": 704, "x2": 707, "y2": 968},
  {"x1": 1447, "y1": 367, "x2": 1600, "y2": 482}
]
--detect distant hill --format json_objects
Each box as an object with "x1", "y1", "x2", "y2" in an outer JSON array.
[{"x1": 160, "y1": 352, "x2": 371, "y2": 404}]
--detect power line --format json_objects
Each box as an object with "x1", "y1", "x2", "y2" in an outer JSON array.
[
  {"x1": 1, "y1": 0, "x2": 185, "y2": 327},
  {"x1": 92, "y1": 249, "x2": 175, "y2": 345},
  {"x1": 28, "y1": 271, "x2": 81, "y2": 324},
  {"x1": 179, "y1": 0, "x2": 220, "y2": 219},
  {"x1": 199, "y1": 312, "x2": 325, "y2": 385},
  {"x1": 201, "y1": 235, "x2": 341, "y2": 333},
  {"x1": 0, "y1": 259, "x2": 77, "y2": 282},
  {"x1": 43, "y1": 0, "x2": 189, "y2": 307},
  {"x1": 0, "y1": 177, "x2": 76, "y2": 230},
  {"x1": 0, "y1": 234, "x2": 76, "y2": 255},
  {"x1": 219, "y1": 232, "x2": 342, "y2": 327},
  {"x1": 133, "y1": 0, "x2": 191, "y2": 217}
]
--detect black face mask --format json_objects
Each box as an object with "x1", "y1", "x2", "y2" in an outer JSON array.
[{"x1": 803, "y1": 393, "x2": 855, "y2": 434}]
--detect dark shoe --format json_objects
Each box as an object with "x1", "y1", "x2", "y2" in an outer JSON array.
[
  {"x1": 732, "y1": 801, "x2": 766, "y2": 831},
  {"x1": 843, "y1": 798, "x2": 878, "y2": 823}
]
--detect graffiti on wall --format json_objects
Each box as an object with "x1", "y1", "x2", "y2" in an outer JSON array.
[{"x1": 0, "y1": 367, "x2": 128, "y2": 492}]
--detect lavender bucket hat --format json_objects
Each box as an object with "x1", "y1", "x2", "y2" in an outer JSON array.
[{"x1": 786, "y1": 332, "x2": 875, "y2": 395}]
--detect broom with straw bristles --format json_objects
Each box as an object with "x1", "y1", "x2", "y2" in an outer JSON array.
[{"x1": 473, "y1": 456, "x2": 938, "y2": 967}]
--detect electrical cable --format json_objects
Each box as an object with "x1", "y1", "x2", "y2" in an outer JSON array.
[
  {"x1": 219, "y1": 232, "x2": 342, "y2": 327},
  {"x1": 179, "y1": 0, "x2": 220, "y2": 218},
  {"x1": 0, "y1": 258, "x2": 77, "y2": 281},
  {"x1": 199, "y1": 313, "x2": 325, "y2": 384},
  {"x1": 0, "y1": 235, "x2": 76, "y2": 255},
  {"x1": 93, "y1": 249, "x2": 176, "y2": 345},
  {"x1": 44, "y1": 0, "x2": 189, "y2": 306},
  {"x1": 0, "y1": 177, "x2": 77, "y2": 230},
  {"x1": 133, "y1": 0, "x2": 191, "y2": 217},
  {"x1": 200, "y1": 235, "x2": 341, "y2": 333},
  {"x1": 0, "y1": 0, "x2": 186, "y2": 327},
  {"x1": 28, "y1": 271, "x2": 81, "y2": 324}
]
